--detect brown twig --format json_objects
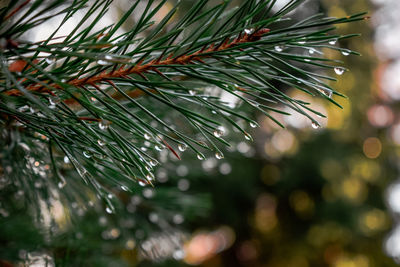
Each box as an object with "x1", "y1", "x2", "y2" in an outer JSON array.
[
  {"x1": 4, "y1": 0, "x2": 31, "y2": 21},
  {"x1": 4, "y1": 28, "x2": 270, "y2": 100}
]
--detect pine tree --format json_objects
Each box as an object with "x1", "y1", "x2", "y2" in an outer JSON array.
[{"x1": 0, "y1": 0, "x2": 366, "y2": 265}]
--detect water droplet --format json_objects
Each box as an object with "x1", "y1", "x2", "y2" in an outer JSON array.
[
  {"x1": 149, "y1": 160, "x2": 158, "y2": 167},
  {"x1": 83, "y1": 150, "x2": 92, "y2": 158},
  {"x1": 173, "y1": 250, "x2": 185, "y2": 260},
  {"x1": 320, "y1": 88, "x2": 333, "y2": 98},
  {"x1": 105, "y1": 207, "x2": 113, "y2": 214},
  {"x1": 146, "y1": 173, "x2": 154, "y2": 181},
  {"x1": 63, "y1": 156, "x2": 70, "y2": 164},
  {"x1": 213, "y1": 130, "x2": 222, "y2": 138},
  {"x1": 155, "y1": 144, "x2": 164, "y2": 151},
  {"x1": 97, "y1": 139, "x2": 106, "y2": 146},
  {"x1": 244, "y1": 132, "x2": 253, "y2": 141},
  {"x1": 107, "y1": 193, "x2": 113, "y2": 199},
  {"x1": 121, "y1": 185, "x2": 129, "y2": 191},
  {"x1": 189, "y1": 90, "x2": 196, "y2": 96},
  {"x1": 309, "y1": 48, "x2": 315, "y2": 55},
  {"x1": 274, "y1": 45, "x2": 283, "y2": 52},
  {"x1": 143, "y1": 141, "x2": 151, "y2": 148},
  {"x1": 244, "y1": 28, "x2": 254, "y2": 35},
  {"x1": 341, "y1": 50, "x2": 350, "y2": 56},
  {"x1": 90, "y1": 97, "x2": 98, "y2": 103},
  {"x1": 215, "y1": 152, "x2": 224, "y2": 160},
  {"x1": 58, "y1": 181, "x2": 66, "y2": 188},
  {"x1": 213, "y1": 127, "x2": 224, "y2": 138},
  {"x1": 99, "y1": 120, "x2": 110, "y2": 130},
  {"x1": 329, "y1": 39, "x2": 337, "y2": 45},
  {"x1": 97, "y1": 59, "x2": 111, "y2": 66},
  {"x1": 178, "y1": 143, "x2": 187, "y2": 152},
  {"x1": 49, "y1": 96, "x2": 60, "y2": 106},
  {"x1": 298, "y1": 40, "x2": 306, "y2": 45},
  {"x1": 334, "y1": 67, "x2": 345, "y2": 75},
  {"x1": 105, "y1": 55, "x2": 114, "y2": 60},
  {"x1": 45, "y1": 58, "x2": 55, "y2": 65},
  {"x1": 144, "y1": 133, "x2": 151, "y2": 140},
  {"x1": 304, "y1": 58, "x2": 311, "y2": 62},
  {"x1": 18, "y1": 105, "x2": 30, "y2": 112},
  {"x1": 138, "y1": 180, "x2": 147, "y2": 187},
  {"x1": 18, "y1": 143, "x2": 30, "y2": 152},
  {"x1": 197, "y1": 153, "x2": 205, "y2": 160},
  {"x1": 311, "y1": 122, "x2": 320, "y2": 129},
  {"x1": 249, "y1": 121, "x2": 258, "y2": 128}
]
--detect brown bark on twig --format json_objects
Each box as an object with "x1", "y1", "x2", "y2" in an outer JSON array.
[{"x1": 4, "y1": 28, "x2": 270, "y2": 102}]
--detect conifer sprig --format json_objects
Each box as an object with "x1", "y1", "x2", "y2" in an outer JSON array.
[{"x1": 0, "y1": 0, "x2": 367, "y2": 211}]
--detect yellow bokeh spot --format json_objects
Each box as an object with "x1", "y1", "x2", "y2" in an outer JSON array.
[
  {"x1": 339, "y1": 72, "x2": 355, "y2": 93},
  {"x1": 325, "y1": 70, "x2": 355, "y2": 130},
  {"x1": 328, "y1": 6, "x2": 349, "y2": 30},
  {"x1": 360, "y1": 209, "x2": 389, "y2": 235},
  {"x1": 350, "y1": 158, "x2": 381, "y2": 183},
  {"x1": 326, "y1": 96, "x2": 351, "y2": 130},
  {"x1": 264, "y1": 141, "x2": 281, "y2": 159},
  {"x1": 271, "y1": 129, "x2": 298, "y2": 155},
  {"x1": 307, "y1": 223, "x2": 349, "y2": 247},
  {"x1": 254, "y1": 194, "x2": 278, "y2": 233},
  {"x1": 363, "y1": 137, "x2": 382, "y2": 159},
  {"x1": 334, "y1": 255, "x2": 369, "y2": 267},
  {"x1": 125, "y1": 239, "x2": 136, "y2": 250},
  {"x1": 328, "y1": 6, "x2": 347, "y2": 18},
  {"x1": 341, "y1": 177, "x2": 367, "y2": 204},
  {"x1": 255, "y1": 210, "x2": 278, "y2": 233},
  {"x1": 290, "y1": 191, "x2": 315, "y2": 218}
]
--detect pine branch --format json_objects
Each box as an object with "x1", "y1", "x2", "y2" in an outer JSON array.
[
  {"x1": 0, "y1": 0, "x2": 367, "y2": 212},
  {"x1": 4, "y1": 28, "x2": 270, "y2": 96}
]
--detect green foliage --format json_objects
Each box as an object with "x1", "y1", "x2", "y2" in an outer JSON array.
[
  {"x1": 0, "y1": 0, "x2": 365, "y2": 210},
  {"x1": 0, "y1": 0, "x2": 366, "y2": 264}
]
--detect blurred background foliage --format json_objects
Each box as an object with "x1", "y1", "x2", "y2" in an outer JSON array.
[
  {"x1": 148, "y1": 0, "x2": 399, "y2": 266},
  {"x1": 1, "y1": 0, "x2": 400, "y2": 266},
  {"x1": 158, "y1": 0, "x2": 397, "y2": 266}
]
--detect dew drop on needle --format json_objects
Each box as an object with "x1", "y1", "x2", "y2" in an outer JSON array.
[
  {"x1": 178, "y1": 143, "x2": 187, "y2": 152},
  {"x1": 334, "y1": 67, "x2": 345, "y2": 76}
]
